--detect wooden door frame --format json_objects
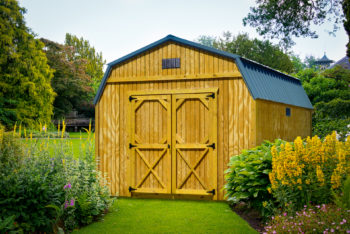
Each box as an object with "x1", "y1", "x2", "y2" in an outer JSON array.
[
  {"x1": 128, "y1": 94, "x2": 172, "y2": 194},
  {"x1": 127, "y1": 88, "x2": 218, "y2": 199}
]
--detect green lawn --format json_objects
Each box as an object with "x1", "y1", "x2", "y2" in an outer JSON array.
[
  {"x1": 25, "y1": 136, "x2": 93, "y2": 158},
  {"x1": 73, "y1": 198, "x2": 256, "y2": 234},
  {"x1": 69, "y1": 132, "x2": 89, "y2": 138}
]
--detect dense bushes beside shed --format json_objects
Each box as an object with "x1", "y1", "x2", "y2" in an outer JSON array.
[
  {"x1": 225, "y1": 132, "x2": 350, "y2": 231},
  {"x1": 0, "y1": 126, "x2": 113, "y2": 233}
]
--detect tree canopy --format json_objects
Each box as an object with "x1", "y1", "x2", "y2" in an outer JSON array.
[
  {"x1": 243, "y1": 0, "x2": 349, "y2": 56},
  {"x1": 41, "y1": 38, "x2": 93, "y2": 119},
  {"x1": 197, "y1": 32, "x2": 294, "y2": 73},
  {"x1": 65, "y1": 33, "x2": 105, "y2": 95},
  {"x1": 0, "y1": 0, "x2": 55, "y2": 128},
  {"x1": 295, "y1": 66, "x2": 350, "y2": 138}
]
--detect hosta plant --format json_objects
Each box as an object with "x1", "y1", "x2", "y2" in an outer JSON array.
[{"x1": 224, "y1": 139, "x2": 285, "y2": 218}]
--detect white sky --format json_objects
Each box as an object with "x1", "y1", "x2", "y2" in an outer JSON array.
[{"x1": 19, "y1": 0, "x2": 348, "y2": 65}]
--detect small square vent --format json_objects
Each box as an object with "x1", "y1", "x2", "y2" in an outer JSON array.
[{"x1": 162, "y1": 58, "x2": 180, "y2": 69}]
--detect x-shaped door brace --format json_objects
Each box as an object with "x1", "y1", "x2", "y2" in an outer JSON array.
[
  {"x1": 177, "y1": 148, "x2": 209, "y2": 190},
  {"x1": 135, "y1": 148, "x2": 167, "y2": 189}
]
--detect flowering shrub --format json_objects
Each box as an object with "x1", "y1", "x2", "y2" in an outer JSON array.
[
  {"x1": 0, "y1": 124, "x2": 112, "y2": 232},
  {"x1": 269, "y1": 132, "x2": 350, "y2": 212},
  {"x1": 264, "y1": 204, "x2": 350, "y2": 233},
  {"x1": 224, "y1": 140, "x2": 285, "y2": 218}
]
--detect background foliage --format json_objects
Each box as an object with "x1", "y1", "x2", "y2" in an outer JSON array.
[
  {"x1": 295, "y1": 66, "x2": 350, "y2": 138},
  {"x1": 0, "y1": 0, "x2": 55, "y2": 129},
  {"x1": 243, "y1": 0, "x2": 347, "y2": 52},
  {"x1": 197, "y1": 32, "x2": 294, "y2": 73}
]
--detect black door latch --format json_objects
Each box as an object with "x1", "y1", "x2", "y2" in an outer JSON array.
[
  {"x1": 207, "y1": 189, "x2": 215, "y2": 195},
  {"x1": 207, "y1": 143, "x2": 215, "y2": 149},
  {"x1": 129, "y1": 96, "x2": 137, "y2": 102},
  {"x1": 129, "y1": 186, "x2": 137, "y2": 192},
  {"x1": 129, "y1": 143, "x2": 137, "y2": 149},
  {"x1": 206, "y1": 93, "x2": 215, "y2": 99}
]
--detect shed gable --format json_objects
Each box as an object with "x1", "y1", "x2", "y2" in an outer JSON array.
[
  {"x1": 94, "y1": 35, "x2": 312, "y2": 110},
  {"x1": 106, "y1": 42, "x2": 241, "y2": 83}
]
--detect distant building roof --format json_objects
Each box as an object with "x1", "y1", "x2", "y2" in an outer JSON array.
[
  {"x1": 329, "y1": 56, "x2": 350, "y2": 70},
  {"x1": 315, "y1": 53, "x2": 334, "y2": 65}
]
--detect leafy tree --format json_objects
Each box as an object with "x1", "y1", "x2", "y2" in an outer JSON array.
[
  {"x1": 64, "y1": 33, "x2": 105, "y2": 95},
  {"x1": 198, "y1": 32, "x2": 294, "y2": 73},
  {"x1": 195, "y1": 35, "x2": 216, "y2": 48},
  {"x1": 41, "y1": 39, "x2": 92, "y2": 119},
  {"x1": 343, "y1": 0, "x2": 350, "y2": 57},
  {"x1": 290, "y1": 55, "x2": 306, "y2": 73},
  {"x1": 304, "y1": 55, "x2": 317, "y2": 68},
  {"x1": 0, "y1": 0, "x2": 55, "y2": 129},
  {"x1": 296, "y1": 66, "x2": 350, "y2": 137},
  {"x1": 243, "y1": 0, "x2": 348, "y2": 54}
]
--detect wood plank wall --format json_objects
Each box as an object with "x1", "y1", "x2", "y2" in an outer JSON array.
[
  {"x1": 95, "y1": 41, "x2": 313, "y2": 200},
  {"x1": 96, "y1": 79, "x2": 256, "y2": 200},
  {"x1": 256, "y1": 99, "x2": 312, "y2": 144}
]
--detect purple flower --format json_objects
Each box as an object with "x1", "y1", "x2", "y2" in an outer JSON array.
[
  {"x1": 283, "y1": 212, "x2": 287, "y2": 216},
  {"x1": 70, "y1": 199, "x2": 75, "y2": 206},
  {"x1": 64, "y1": 183, "x2": 72, "y2": 190},
  {"x1": 64, "y1": 200, "x2": 69, "y2": 209}
]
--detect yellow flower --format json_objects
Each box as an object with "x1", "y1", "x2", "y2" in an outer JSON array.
[
  {"x1": 267, "y1": 187, "x2": 272, "y2": 194},
  {"x1": 297, "y1": 186, "x2": 302, "y2": 190},
  {"x1": 297, "y1": 178, "x2": 302, "y2": 184},
  {"x1": 262, "y1": 201, "x2": 268, "y2": 207},
  {"x1": 316, "y1": 165, "x2": 325, "y2": 186}
]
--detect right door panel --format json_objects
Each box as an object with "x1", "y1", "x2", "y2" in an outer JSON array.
[{"x1": 171, "y1": 93, "x2": 217, "y2": 199}]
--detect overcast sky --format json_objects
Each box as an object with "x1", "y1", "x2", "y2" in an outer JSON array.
[{"x1": 19, "y1": 0, "x2": 348, "y2": 65}]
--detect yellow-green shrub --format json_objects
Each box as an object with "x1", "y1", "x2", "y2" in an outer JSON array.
[{"x1": 269, "y1": 132, "x2": 350, "y2": 211}]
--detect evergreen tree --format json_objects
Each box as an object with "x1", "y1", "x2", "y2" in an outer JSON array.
[{"x1": 0, "y1": 0, "x2": 55, "y2": 128}]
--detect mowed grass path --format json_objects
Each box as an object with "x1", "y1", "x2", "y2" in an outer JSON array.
[{"x1": 74, "y1": 198, "x2": 257, "y2": 234}]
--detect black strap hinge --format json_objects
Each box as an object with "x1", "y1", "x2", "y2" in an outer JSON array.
[
  {"x1": 207, "y1": 143, "x2": 215, "y2": 149},
  {"x1": 129, "y1": 186, "x2": 137, "y2": 192},
  {"x1": 129, "y1": 143, "x2": 137, "y2": 149},
  {"x1": 207, "y1": 189, "x2": 215, "y2": 195},
  {"x1": 206, "y1": 93, "x2": 215, "y2": 99},
  {"x1": 129, "y1": 96, "x2": 137, "y2": 102}
]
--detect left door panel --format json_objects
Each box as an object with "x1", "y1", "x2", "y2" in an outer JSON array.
[{"x1": 129, "y1": 94, "x2": 172, "y2": 194}]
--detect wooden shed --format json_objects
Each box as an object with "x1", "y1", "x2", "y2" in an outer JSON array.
[{"x1": 94, "y1": 35, "x2": 313, "y2": 200}]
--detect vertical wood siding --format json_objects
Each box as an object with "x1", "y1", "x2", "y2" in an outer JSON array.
[
  {"x1": 97, "y1": 78, "x2": 255, "y2": 200},
  {"x1": 95, "y1": 42, "x2": 310, "y2": 200},
  {"x1": 255, "y1": 99, "x2": 312, "y2": 144}
]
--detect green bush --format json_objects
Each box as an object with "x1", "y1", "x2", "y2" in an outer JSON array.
[
  {"x1": 0, "y1": 133, "x2": 112, "y2": 232},
  {"x1": 334, "y1": 176, "x2": 350, "y2": 210},
  {"x1": 313, "y1": 117, "x2": 350, "y2": 140},
  {"x1": 224, "y1": 140, "x2": 285, "y2": 218}
]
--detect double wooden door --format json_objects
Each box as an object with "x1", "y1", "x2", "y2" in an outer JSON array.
[{"x1": 128, "y1": 91, "x2": 217, "y2": 199}]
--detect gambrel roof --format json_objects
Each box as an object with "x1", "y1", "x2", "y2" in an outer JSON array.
[{"x1": 94, "y1": 35, "x2": 313, "y2": 109}]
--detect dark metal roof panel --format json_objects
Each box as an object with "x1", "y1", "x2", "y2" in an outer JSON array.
[{"x1": 237, "y1": 58, "x2": 313, "y2": 109}]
